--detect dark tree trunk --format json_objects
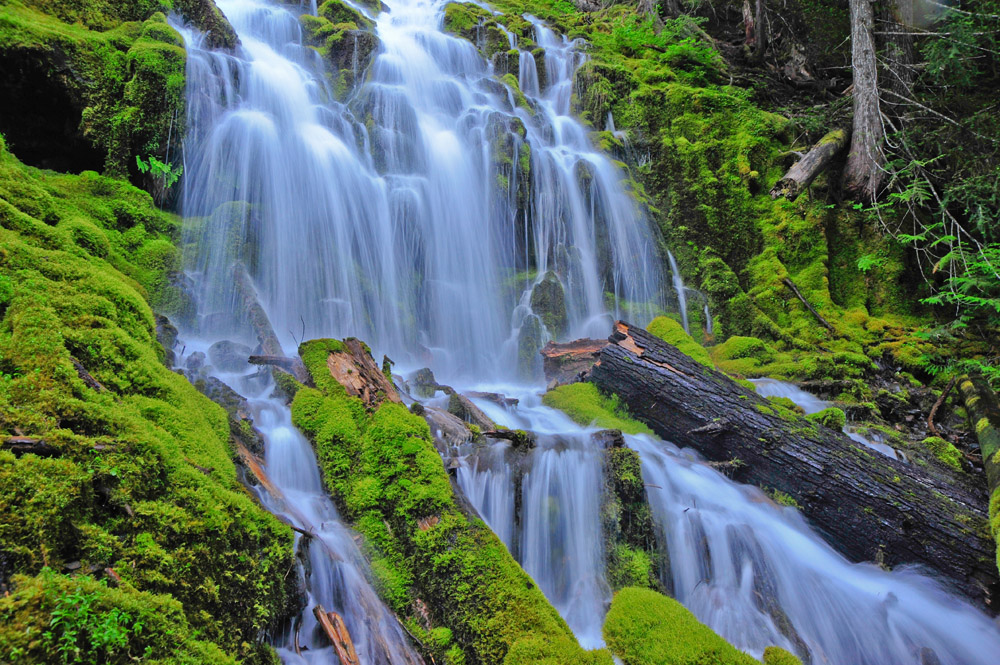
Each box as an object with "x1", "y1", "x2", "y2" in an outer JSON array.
[
  {"x1": 771, "y1": 128, "x2": 849, "y2": 200},
  {"x1": 844, "y1": 0, "x2": 886, "y2": 201},
  {"x1": 588, "y1": 322, "x2": 998, "y2": 609}
]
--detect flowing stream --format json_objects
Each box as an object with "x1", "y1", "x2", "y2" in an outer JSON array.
[{"x1": 171, "y1": 0, "x2": 1000, "y2": 663}]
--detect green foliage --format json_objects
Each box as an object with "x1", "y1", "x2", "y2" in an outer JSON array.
[
  {"x1": 603, "y1": 587, "x2": 758, "y2": 665},
  {"x1": 542, "y1": 383, "x2": 653, "y2": 435},
  {"x1": 135, "y1": 155, "x2": 182, "y2": 189},
  {"x1": 646, "y1": 316, "x2": 713, "y2": 368},
  {"x1": 763, "y1": 646, "x2": 803, "y2": 665},
  {"x1": 920, "y1": 436, "x2": 963, "y2": 472},
  {"x1": 293, "y1": 342, "x2": 612, "y2": 664},
  {"x1": 0, "y1": 147, "x2": 294, "y2": 664}
]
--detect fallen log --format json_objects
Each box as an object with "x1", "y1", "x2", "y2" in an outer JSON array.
[
  {"x1": 589, "y1": 321, "x2": 998, "y2": 608},
  {"x1": 957, "y1": 376, "x2": 1000, "y2": 500},
  {"x1": 540, "y1": 338, "x2": 605, "y2": 385},
  {"x1": 313, "y1": 605, "x2": 360, "y2": 665},
  {"x1": 248, "y1": 354, "x2": 311, "y2": 384},
  {"x1": 770, "y1": 128, "x2": 848, "y2": 200}
]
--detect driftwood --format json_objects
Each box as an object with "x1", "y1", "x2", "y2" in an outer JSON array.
[
  {"x1": 233, "y1": 263, "x2": 283, "y2": 357},
  {"x1": 587, "y1": 321, "x2": 998, "y2": 608},
  {"x1": 248, "y1": 354, "x2": 311, "y2": 384},
  {"x1": 782, "y1": 277, "x2": 835, "y2": 331},
  {"x1": 957, "y1": 376, "x2": 1000, "y2": 499},
  {"x1": 770, "y1": 129, "x2": 848, "y2": 200},
  {"x1": 324, "y1": 338, "x2": 401, "y2": 410},
  {"x1": 313, "y1": 605, "x2": 360, "y2": 665}
]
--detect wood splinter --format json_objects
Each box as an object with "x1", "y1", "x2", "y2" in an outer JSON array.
[{"x1": 313, "y1": 604, "x2": 360, "y2": 665}]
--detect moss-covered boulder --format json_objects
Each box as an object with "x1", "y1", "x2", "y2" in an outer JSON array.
[
  {"x1": 0, "y1": 142, "x2": 295, "y2": 663},
  {"x1": 603, "y1": 587, "x2": 759, "y2": 665},
  {"x1": 292, "y1": 338, "x2": 612, "y2": 665},
  {"x1": 530, "y1": 271, "x2": 568, "y2": 339},
  {"x1": 299, "y1": 1, "x2": 380, "y2": 98}
]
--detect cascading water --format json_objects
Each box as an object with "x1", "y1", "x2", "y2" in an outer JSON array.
[
  {"x1": 667, "y1": 249, "x2": 689, "y2": 334},
  {"x1": 171, "y1": 0, "x2": 1000, "y2": 662}
]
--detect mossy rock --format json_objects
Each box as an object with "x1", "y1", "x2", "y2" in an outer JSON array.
[
  {"x1": 921, "y1": 436, "x2": 963, "y2": 472},
  {"x1": 603, "y1": 587, "x2": 759, "y2": 665},
  {"x1": 530, "y1": 271, "x2": 568, "y2": 338},
  {"x1": 543, "y1": 383, "x2": 653, "y2": 436}
]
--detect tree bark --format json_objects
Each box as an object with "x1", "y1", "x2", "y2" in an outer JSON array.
[
  {"x1": 322, "y1": 338, "x2": 401, "y2": 410},
  {"x1": 844, "y1": 0, "x2": 886, "y2": 201},
  {"x1": 588, "y1": 321, "x2": 998, "y2": 609},
  {"x1": 313, "y1": 605, "x2": 361, "y2": 665},
  {"x1": 770, "y1": 129, "x2": 849, "y2": 200},
  {"x1": 540, "y1": 338, "x2": 605, "y2": 385}
]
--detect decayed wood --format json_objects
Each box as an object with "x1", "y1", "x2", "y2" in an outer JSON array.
[
  {"x1": 540, "y1": 338, "x2": 605, "y2": 385},
  {"x1": 770, "y1": 129, "x2": 848, "y2": 200},
  {"x1": 313, "y1": 605, "x2": 360, "y2": 665},
  {"x1": 1, "y1": 436, "x2": 60, "y2": 457},
  {"x1": 233, "y1": 263, "x2": 283, "y2": 357},
  {"x1": 782, "y1": 278, "x2": 835, "y2": 331},
  {"x1": 324, "y1": 338, "x2": 401, "y2": 409},
  {"x1": 957, "y1": 376, "x2": 1000, "y2": 499},
  {"x1": 844, "y1": 0, "x2": 886, "y2": 201},
  {"x1": 589, "y1": 321, "x2": 998, "y2": 608},
  {"x1": 235, "y1": 441, "x2": 283, "y2": 500}
]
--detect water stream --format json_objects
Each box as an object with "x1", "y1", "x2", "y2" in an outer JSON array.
[{"x1": 171, "y1": 0, "x2": 1000, "y2": 662}]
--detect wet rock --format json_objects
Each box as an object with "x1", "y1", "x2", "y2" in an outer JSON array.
[
  {"x1": 155, "y1": 314, "x2": 179, "y2": 368},
  {"x1": 208, "y1": 340, "x2": 253, "y2": 373},
  {"x1": 423, "y1": 406, "x2": 473, "y2": 449},
  {"x1": 592, "y1": 429, "x2": 626, "y2": 449},
  {"x1": 185, "y1": 351, "x2": 207, "y2": 371},
  {"x1": 467, "y1": 391, "x2": 519, "y2": 409},
  {"x1": 411, "y1": 367, "x2": 440, "y2": 398},
  {"x1": 530, "y1": 270, "x2": 567, "y2": 339},
  {"x1": 448, "y1": 393, "x2": 496, "y2": 431},
  {"x1": 517, "y1": 313, "x2": 544, "y2": 380},
  {"x1": 192, "y1": 375, "x2": 266, "y2": 456}
]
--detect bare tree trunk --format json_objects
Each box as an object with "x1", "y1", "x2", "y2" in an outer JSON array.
[
  {"x1": 843, "y1": 0, "x2": 886, "y2": 201},
  {"x1": 743, "y1": 0, "x2": 766, "y2": 62},
  {"x1": 878, "y1": 0, "x2": 917, "y2": 118}
]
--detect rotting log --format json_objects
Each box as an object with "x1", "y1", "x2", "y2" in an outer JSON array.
[
  {"x1": 1, "y1": 436, "x2": 60, "y2": 457},
  {"x1": 957, "y1": 376, "x2": 1000, "y2": 499},
  {"x1": 540, "y1": 338, "x2": 606, "y2": 385},
  {"x1": 324, "y1": 338, "x2": 401, "y2": 410},
  {"x1": 587, "y1": 321, "x2": 998, "y2": 608},
  {"x1": 313, "y1": 605, "x2": 360, "y2": 665},
  {"x1": 770, "y1": 129, "x2": 848, "y2": 200},
  {"x1": 233, "y1": 263, "x2": 283, "y2": 357}
]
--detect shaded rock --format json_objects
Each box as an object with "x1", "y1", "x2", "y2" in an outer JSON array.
[
  {"x1": 517, "y1": 313, "x2": 544, "y2": 380},
  {"x1": 192, "y1": 375, "x2": 266, "y2": 456},
  {"x1": 423, "y1": 406, "x2": 473, "y2": 449},
  {"x1": 530, "y1": 270, "x2": 567, "y2": 338},
  {"x1": 155, "y1": 314, "x2": 179, "y2": 368},
  {"x1": 467, "y1": 391, "x2": 519, "y2": 409},
  {"x1": 591, "y1": 429, "x2": 626, "y2": 449},
  {"x1": 185, "y1": 351, "x2": 206, "y2": 371},
  {"x1": 208, "y1": 340, "x2": 253, "y2": 373},
  {"x1": 411, "y1": 367, "x2": 440, "y2": 398},
  {"x1": 448, "y1": 393, "x2": 496, "y2": 431}
]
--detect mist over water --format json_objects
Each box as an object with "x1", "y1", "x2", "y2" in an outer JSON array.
[{"x1": 173, "y1": 0, "x2": 1000, "y2": 662}]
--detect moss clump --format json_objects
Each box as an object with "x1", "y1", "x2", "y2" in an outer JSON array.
[
  {"x1": 646, "y1": 316, "x2": 714, "y2": 369},
  {"x1": 805, "y1": 407, "x2": 846, "y2": 431},
  {"x1": 920, "y1": 436, "x2": 964, "y2": 472},
  {"x1": 603, "y1": 447, "x2": 660, "y2": 592},
  {"x1": 292, "y1": 339, "x2": 612, "y2": 665},
  {"x1": 542, "y1": 383, "x2": 653, "y2": 435},
  {"x1": 763, "y1": 646, "x2": 803, "y2": 665},
  {"x1": 0, "y1": 145, "x2": 295, "y2": 663},
  {"x1": 0, "y1": 568, "x2": 234, "y2": 664},
  {"x1": 603, "y1": 587, "x2": 758, "y2": 665}
]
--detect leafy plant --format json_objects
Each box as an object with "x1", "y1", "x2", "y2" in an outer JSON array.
[
  {"x1": 135, "y1": 155, "x2": 182, "y2": 189},
  {"x1": 43, "y1": 578, "x2": 143, "y2": 664}
]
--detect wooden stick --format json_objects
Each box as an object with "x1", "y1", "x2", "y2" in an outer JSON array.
[
  {"x1": 927, "y1": 376, "x2": 956, "y2": 438},
  {"x1": 313, "y1": 605, "x2": 360, "y2": 665},
  {"x1": 782, "y1": 278, "x2": 834, "y2": 331}
]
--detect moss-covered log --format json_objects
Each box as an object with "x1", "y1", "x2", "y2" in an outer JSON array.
[
  {"x1": 957, "y1": 375, "x2": 1000, "y2": 575},
  {"x1": 589, "y1": 322, "x2": 998, "y2": 609},
  {"x1": 292, "y1": 338, "x2": 612, "y2": 665},
  {"x1": 770, "y1": 129, "x2": 848, "y2": 201}
]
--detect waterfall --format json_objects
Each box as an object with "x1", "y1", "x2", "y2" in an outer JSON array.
[
  {"x1": 170, "y1": 0, "x2": 1000, "y2": 662},
  {"x1": 667, "y1": 249, "x2": 689, "y2": 334}
]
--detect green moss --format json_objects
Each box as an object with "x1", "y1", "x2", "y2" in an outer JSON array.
[
  {"x1": 0, "y1": 568, "x2": 234, "y2": 664},
  {"x1": 805, "y1": 407, "x2": 846, "y2": 431},
  {"x1": 920, "y1": 436, "x2": 964, "y2": 472},
  {"x1": 763, "y1": 646, "x2": 803, "y2": 665},
  {"x1": 646, "y1": 316, "x2": 714, "y2": 368},
  {"x1": 0, "y1": 146, "x2": 294, "y2": 664},
  {"x1": 603, "y1": 587, "x2": 758, "y2": 665},
  {"x1": 500, "y1": 73, "x2": 531, "y2": 111},
  {"x1": 542, "y1": 383, "x2": 653, "y2": 435},
  {"x1": 292, "y1": 343, "x2": 612, "y2": 665}
]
